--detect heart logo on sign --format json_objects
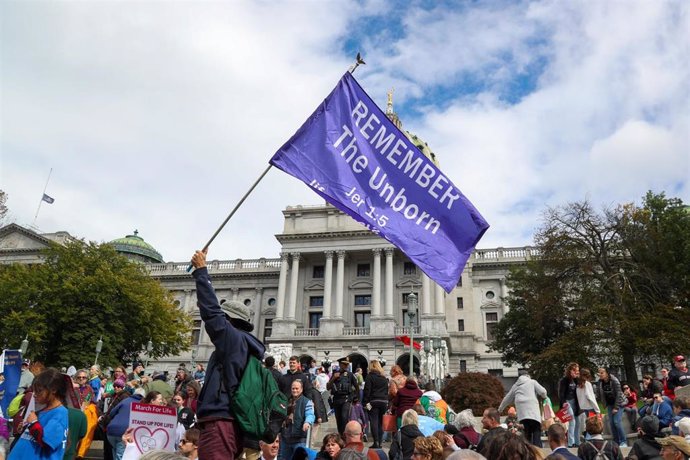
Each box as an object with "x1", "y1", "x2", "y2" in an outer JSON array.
[{"x1": 133, "y1": 426, "x2": 170, "y2": 453}]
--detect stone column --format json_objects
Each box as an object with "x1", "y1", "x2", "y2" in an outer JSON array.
[
  {"x1": 288, "y1": 253, "x2": 301, "y2": 320},
  {"x1": 434, "y1": 283, "x2": 445, "y2": 315},
  {"x1": 335, "y1": 250, "x2": 346, "y2": 318},
  {"x1": 421, "y1": 274, "x2": 431, "y2": 315},
  {"x1": 253, "y1": 287, "x2": 263, "y2": 332},
  {"x1": 276, "y1": 252, "x2": 289, "y2": 320},
  {"x1": 384, "y1": 248, "x2": 394, "y2": 317},
  {"x1": 372, "y1": 248, "x2": 382, "y2": 317},
  {"x1": 323, "y1": 251, "x2": 334, "y2": 319},
  {"x1": 231, "y1": 287, "x2": 239, "y2": 301}
]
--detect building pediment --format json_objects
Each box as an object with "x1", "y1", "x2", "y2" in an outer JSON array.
[
  {"x1": 480, "y1": 301, "x2": 501, "y2": 309},
  {"x1": 349, "y1": 279, "x2": 373, "y2": 289},
  {"x1": 304, "y1": 280, "x2": 325, "y2": 291},
  {"x1": 0, "y1": 224, "x2": 53, "y2": 251},
  {"x1": 396, "y1": 278, "x2": 421, "y2": 289}
]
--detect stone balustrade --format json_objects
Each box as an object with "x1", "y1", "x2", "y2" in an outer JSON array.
[
  {"x1": 146, "y1": 257, "x2": 281, "y2": 275},
  {"x1": 295, "y1": 328, "x2": 320, "y2": 337},
  {"x1": 342, "y1": 327, "x2": 370, "y2": 336}
]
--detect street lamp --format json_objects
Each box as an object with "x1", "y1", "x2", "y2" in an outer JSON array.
[
  {"x1": 376, "y1": 349, "x2": 386, "y2": 368},
  {"x1": 94, "y1": 336, "x2": 103, "y2": 366},
  {"x1": 145, "y1": 339, "x2": 153, "y2": 368},
  {"x1": 407, "y1": 292, "x2": 418, "y2": 377},
  {"x1": 322, "y1": 351, "x2": 332, "y2": 371},
  {"x1": 20, "y1": 335, "x2": 29, "y2": 356},
  {"x1": 191, "y1": 348, "x2": 198, "y2": 370}
]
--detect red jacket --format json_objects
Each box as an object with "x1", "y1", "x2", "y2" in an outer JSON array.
[{"x1": 392, "y1": 381, "x2": 423, "y2": 417}]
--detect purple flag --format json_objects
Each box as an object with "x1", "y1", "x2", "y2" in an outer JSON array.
[{"x1": 270, "y1": 72, "x2": 489, "y2": 292}]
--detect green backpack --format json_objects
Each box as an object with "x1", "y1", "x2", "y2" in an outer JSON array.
[{"x1": 230, "y1": 355, "x2": 288, "y2": 441}]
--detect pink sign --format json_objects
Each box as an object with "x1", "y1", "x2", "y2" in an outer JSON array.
[{"x1": 124, "y1": 402, "x2": 177, "y2": 459}]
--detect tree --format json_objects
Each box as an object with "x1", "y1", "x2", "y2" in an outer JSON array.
[
  {"x1": 441, "y1": 372, "x2": 505, "y2": 415},
  {"x1": 490, "y1": 192, "x2": 690, "y2": 385},
  {"x1": 0, "y1": 239, "x2": 191, "y2": 368}
]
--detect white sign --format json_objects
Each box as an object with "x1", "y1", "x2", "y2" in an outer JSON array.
[{"x1": 122, "y1": 402, "x2": 177, "y2": 459}]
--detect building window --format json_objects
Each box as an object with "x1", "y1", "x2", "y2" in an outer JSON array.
[
  {"x1": 243, "y1": 299, "x2": 251, "y2": 306},
  {"x1": 402, "y1": 292, "x2": 419, "y2": 305},
  {"x1": 313, "y1": 265, "x2": 324, "y2": 279},
  {"x1": 309, "y1": 312, "x2": 322, "y2": 329},
  {"x1": 456, "y1": 297, "x2": 463, "y2": 309},
  {"x1": 402, "y1": 309, "x2": 419, "y2": 327},
  {"x1": 354, "y1": 295, "x2": 371, "y2": 306},
  {"x1": 174, "y1": 300, "x2": 181, "y2": 308},
  {"x1": 457, "y1": 319, "x2": 465, "y2": 332},
  {"x1": 488, "y1": 369, "x2": 504, "y2": 378},
  {"x1": 354, "y1": 311, "x2": 371, "y2": 328},
  {"x1": 486, "y1": 290, "x2": 495, "y2": 300},
  {"x1": 357, "y1": 263, "x2": 371, "y2": 277},
  {"x1": 309, "y1": 296, "x2": 324, "y2": 307},
  {"x1": 191, "y1": 320, "x2": 201, "y2": 345},
  {"x1": 263, "y1": 318, "x2": 273, "y2": 338},
  {"x1": 485, "y1": 312, "x2": 499, "y2": 341},
  {"x1": 459, "y1": 360, "x2": 467, "y2": 373},
  {"x1": 403, "y1": 262, "x2": 416, "y2": 275},
  {"x1": 267, "y1": 298, "x2": 276, "y2": 307}
]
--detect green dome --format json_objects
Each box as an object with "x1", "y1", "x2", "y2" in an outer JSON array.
[{"x1": 110, "y1": 230, "x2": 164, "y2": 263}]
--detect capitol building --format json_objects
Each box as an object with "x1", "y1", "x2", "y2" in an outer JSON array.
[{"x1": 0, "y1": 98, "x2": 534, "y2": 387}]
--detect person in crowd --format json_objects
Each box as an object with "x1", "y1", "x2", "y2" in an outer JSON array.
[
  {"x1": 264, "y1": 356, "x2": 282, "y2": 384},
  {"x1": 661, "y1": 368, "x2": 675, "y2": 401},
  {"x1": 413, "y1": 404, "x2": 445, "y2": 436},
  {"x1": 390, "y1": 409, "x2": 425, "y2": 460},
  {"x1": 623, "y1": 383, "x2": 639, "y2": 428},
  {"x1": 143, "y1": 390, "x2": 165, "y2": 405},
  {"x1": 446, "y1": 451, "x2": 487, "y2": 460},
  {"x1": 675, "y1": 417, "x2": 690, "y2": 442},
  {"x1": 327, "y1": 357, "x2": 359, "y2": 435},
  {"x1": 258, "y1": 434, "x2": 280, "y2": 460},
  {"x1": 577, "y1": 414, "x2": 624, "y2": 460},
  {"x1": 498, "y1": 370, "x2": 548, "y2": 447},
  {"x1": 576, "y1": 368, "x2": 600, "y2": 441},
  {"x1": 18, "y1": 359, "x2": 35, "y2": 393},
  {"x1": 142, "y1": 371, "x2": 174, "y2": 403},
  {"x1": 315, "y1": 433, "x2": 344, "y2": 460},
  {"x1": 280, "y1": 356, "x2": 313, "y2": 398},
  {"x1": 482, "y1": 430, "x2": 544, "y2": 460},
  {"x1": 451, "y1": 408, "x2": 482, "y2": 450},
  {"x1": 672, "y1": 397, "x2": 690, "y2": 436},
  {"x1": 279, "y1": 380, "x2": 314, "y2": 460},
  {"x1": 558, "y1": 362, "x2": 581, "y2": 447},
  {"x1": 546, "y1": 424, "x2": 579, "y2": 460},
  {"x1": 178, "y1": 427, "x2": 199, "y2": 460},
  {"x1": 184, "y1": 380, "x2": 200, "y2": 413},
  {"x1": 596, "y1": 367, "x2": 629, "y2": 448},
  {"x1": 363, "y1": 359, "x2": 389, "y2": 448},
  {"x1": 279, "y1": 361, "x2": 287, "y2": 375},
  {"x1": 341, "y1": 420, "x2": 387, "y2": 460},
  {"x1": 304, "y1": 374, "x2": 328, "y2": 443},
  {"x1": 174, "y1": 368, "x2": 194, "y2": 396},
  {"x1": 419, "y1": 382, "x2": 450, "y2": 425},
  {"x1": 190, "y1": 248, "x2": 265, "y2": 460},
  {"x1": 626, "y1": 414, "x2": 662, "y2": 460},
  {"x1": 106, "y1": 388, "x2": 145, "y2": 460},
  {"x1": 349, "y1": 396, "x2": 368, "y2": 440},
  {"x1": 669, "y1": 356, "x2": 690, "y2": 395},
  {"x1": 127, "y1": 362, "x2": 145, "y2": 384},
  {"x1": 502, "y1": 406, "x2": 521, "y2": 434},
  {"x1": 476, "y1": 408, "x2": 505, "y2": 456},
  {"x1": 355, "y1": 367, "x2": 365, "y2": 401},
  {"x1": 314, "y1": 367, "x2": 331, "y2": 416},
  {"x1": 73, "y1": 369, "x2": 99, "y2": 460},
  {"x1": 639, "y1": 374, "x2": 664, "y2": 417},
  {"x1": 657, "y1": 435, "x2": 690, "y2": 460},
  {"x1": 653, "y1": 392, "x2": 675, "y2": 430},
  {"x1": 193, "y1": 364, "x2": 205, "y2": 386},
  {"x1": 173, "y1": 392, "x2": 195, "y2": 430},
  {"x1": 88, "y1": 365, "x2": 102, "y2": 401},
  {"x1": 389, "y1": 365, "x2": 407, "y2": 401},
  {"x1": 8, "y1": 368, "x2": 69, "y2": 460},
  {"x1": 412, "y1": 436, "x2": 444, "y2": 460},
  {"x1": 392, "y1": 377, "x2": 423, "y2": 429},
  {"x1": 62, "y1": 373, "x2": 88, "y2": 460},
  {"x1": 432, "y1": 429, "x2": 460, "y2": 459}
]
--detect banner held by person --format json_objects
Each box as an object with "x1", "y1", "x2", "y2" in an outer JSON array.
[
  {"x1": 0, "y1": 350, "x2": 22, "y2": 415},
  {"x1": 270, "y1": 72, "x2": 489, "y2": 291},
  {"x1": 123, "y1": 402, "x2": 177, "y2": 459}
]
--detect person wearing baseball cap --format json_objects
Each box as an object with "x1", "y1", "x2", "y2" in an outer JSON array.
[
  {"x1": 657, "y1": 435, "x2": 690, "y2": 459},
  {"x1": 627, "y1": 415, "x2": 662, "y2": 459},
  {"x1": 190, "y1": 248, "x2": 265, "y2": 460},
  {"x1": 670, "y1": 356, "x2": 690, "y2": 395},
  {"x1": 18, "y1": 359, "x2": 34, "y2": 393}
]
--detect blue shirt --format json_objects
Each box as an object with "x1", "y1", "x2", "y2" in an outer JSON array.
[{"x1": 9, "y1": 405, "x2": 68, "y2": 460}]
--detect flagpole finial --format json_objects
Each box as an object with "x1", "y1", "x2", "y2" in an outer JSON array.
[{"x1": 348, "y1": 52, "x2": 366, "y2": 74}]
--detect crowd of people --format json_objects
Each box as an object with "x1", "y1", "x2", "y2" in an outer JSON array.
[{"x1": 1, "y1": 247, "x2": 689, "y2": 460}]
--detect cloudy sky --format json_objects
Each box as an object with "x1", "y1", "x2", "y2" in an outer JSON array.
[{"x1": 1, "y1": 0, "x2": 688, "y2": 263}]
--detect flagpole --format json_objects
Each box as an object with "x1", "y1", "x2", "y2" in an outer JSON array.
[
  {"x1": 32, "y1": 168, "x2": 53, "y2": 227},
  {"x1": 187, "y1": 53, "x2": 366, "y2": 272}
]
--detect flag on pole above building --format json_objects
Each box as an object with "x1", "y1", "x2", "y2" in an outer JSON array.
[
  {"x1": 270, "y1": 72, "x2": 489, "y2": 292},
  {"x1": 42, "y1": 193, "x2": 54, "y2": 204}
]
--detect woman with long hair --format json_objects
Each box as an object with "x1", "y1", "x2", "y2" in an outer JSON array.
[
  {"x1": 363, "y1": 360, "x2": 389, "y2": 448},
  {"x1": 595, "y1": 367, "x2": 628, "y2": 448}
]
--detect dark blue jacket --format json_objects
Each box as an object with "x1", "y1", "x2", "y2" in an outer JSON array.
[
  {"x1": 193, "y1": 267, "x2": 265, "y2": 421},
  {"x1": 106, "y1": 394, "x2": 143, "y2": 437}
]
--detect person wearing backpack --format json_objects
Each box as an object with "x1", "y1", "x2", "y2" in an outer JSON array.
[
  {"x1": 328, "y1": 357, "x2": 359, "y2": 435},
  {"x1": 389, "y1": 409, "x2": 424, "y2": 460},
  {"x1": 576, "y1": 414, "x2": 624, "y2": 460},
  {"x1": 190, "y1": 249, "x2": 266, "y2": 460},
  {"x1": 340, "y1": 420, "x2": 388, "y2": 460}
]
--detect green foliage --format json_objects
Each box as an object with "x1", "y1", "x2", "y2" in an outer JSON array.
[
  {"x1": 441, "y1": 372, "x2": 505, "y2": 416},
  {"x1": 489, "y1": 192, "x2": 690, "y2": 385},
  {"x1": 0, "y1": 239, "x2": 191, "y2": 368}
]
